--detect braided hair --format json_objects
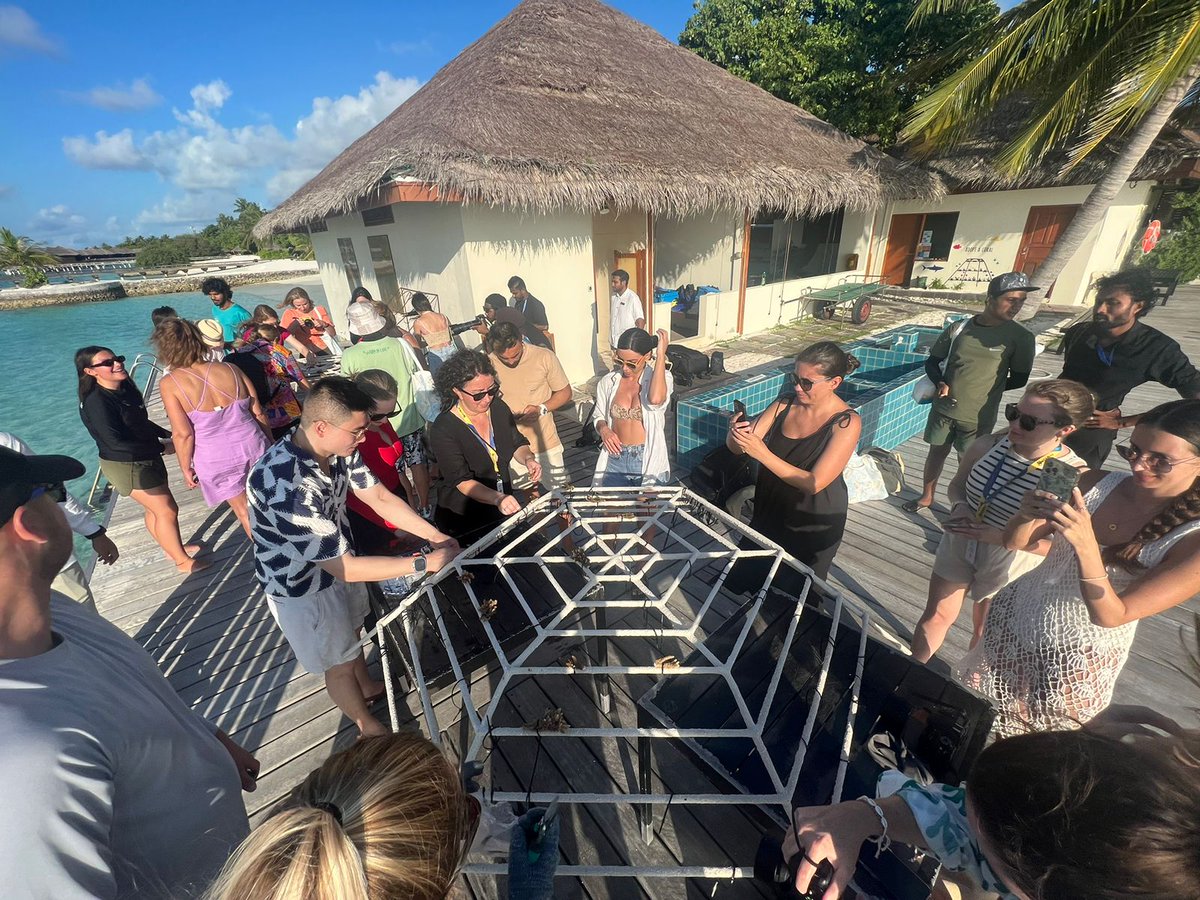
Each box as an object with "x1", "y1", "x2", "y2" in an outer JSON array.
[{"x1": 1105, "y1": 399, "x2": 1200, "y2": 570}]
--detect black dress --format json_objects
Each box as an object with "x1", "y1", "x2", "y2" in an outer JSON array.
[{"x1": 731, "y1": 402, "x2": 857, "y2": 593}]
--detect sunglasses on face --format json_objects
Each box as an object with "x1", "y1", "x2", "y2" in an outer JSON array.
[
  {"x1": 1115, "y1": 443, "x2": 1199, "y2": 475},
  {"x1": 369, "y1": 407, "x2": 399, "y2": 422},
  {"x1": 1004, "y1": 403, "x2": 1065, "y2": 431},
  {"x1": 90, "y1": 355, "x2": 126, "y2": 369},
  {"x1": 789, "y1": 373, "x2": 834, "y2": 392},
  {"x1": 460, "y1": 385, "x2": 501, "y2": 402},
  {"x1": 613, "y1": 356, "x2": 645, "y2": 371}
]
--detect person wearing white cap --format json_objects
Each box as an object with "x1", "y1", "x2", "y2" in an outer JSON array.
[
  {"x1": 195, "y1": 319, "x2": 229, "y2": 362},
  {"x1": 340, "y1": 302, "x2": 432, "y2": 516}
]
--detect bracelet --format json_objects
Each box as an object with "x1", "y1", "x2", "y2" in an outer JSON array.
[
  {"x1": 856, "y1": 796, "x2": 891, "y2": 857},
  {"x1": 1080, "y1": 574, "x2": 1109, "y2": 583},
  {"x1": 87, "y1": 527, "x2": 107, "y2": 540}
]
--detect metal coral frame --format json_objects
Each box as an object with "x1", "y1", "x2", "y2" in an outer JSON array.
[{"x1": 370, "y1": 485, "x2": 881, "y2": 882}]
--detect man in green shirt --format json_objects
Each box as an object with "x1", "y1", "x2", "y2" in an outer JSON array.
[
  {"x1": 904, "y1": 272, "x2": 1037, "y2": 513},
  {"x1": 340, "y1": 302, "x2": 432, "y2": 516}
]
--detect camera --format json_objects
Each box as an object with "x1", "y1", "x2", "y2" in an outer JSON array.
[{"x1": 754, "y1": 834, "x2": 836, "y2": 899}]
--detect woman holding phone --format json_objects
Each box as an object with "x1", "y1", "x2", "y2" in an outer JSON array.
[
  {"x1": 959, "y1": 398, "x2": 1200, "y2": 736},
  {"x1": 910, "y1": 380, "x2": 1092, "y2": 663}
]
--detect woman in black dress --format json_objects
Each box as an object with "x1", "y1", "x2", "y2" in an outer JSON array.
[
  {"x1": 727, "y1": 341, "x2": 862, "y2": 583},
  {"x1": 428, "y1": 350, "x2": 543, "y2": 543}
]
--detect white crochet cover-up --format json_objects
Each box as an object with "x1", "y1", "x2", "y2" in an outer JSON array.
[{"x1": 956, "y1": 471, "x2": 1200, "y2": 738}]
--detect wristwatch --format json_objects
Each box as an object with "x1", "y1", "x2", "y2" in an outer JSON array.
[
  {"x1": 412, "y1": 554, "x2": 427, "y2": 575},
  {"x1": 538, "y1": 403, "x2": 548, "y2": 417}
]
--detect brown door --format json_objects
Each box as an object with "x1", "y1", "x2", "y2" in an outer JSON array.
[
  {"x1": 1015, "y1": 205, "x2": 1079, "y2": 278},
  {"x1": 881, "y1": 213, "x2": 923, "y2": 285}
]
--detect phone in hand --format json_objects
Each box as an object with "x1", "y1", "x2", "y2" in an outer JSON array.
[
  {"x1": 732, "y1": 399, "x2": 747, "y2": 419},
  {"x1": 1037, "y1": 457, "x2": 1081, "y2": 503}
]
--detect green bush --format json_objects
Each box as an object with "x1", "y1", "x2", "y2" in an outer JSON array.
[
  {"x1": 135, "y1": 239, "x2": 192, "y2": 268},
  {"x1": 1140, "y1": 188, "x2": 1200, "y2": 283},
  {"x1": 19, "y1": 266, "x2": 47, "y2": 288}
]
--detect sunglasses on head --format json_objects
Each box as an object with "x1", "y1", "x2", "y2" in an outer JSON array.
[
  {"x1": 369, "y1": 407, "x2": 399, "y2": 422},
  {"x1": 460, "y1": 384, "x2": 501, "y2": 402},
  {"x1": 1115, "y1": 442, "x2": 1199, "y2": 475},
  {"x1": 90, "y1": 355, "x2": 126, "y2": 369},
  {"x1": 788, "y1": 373, "x2": 834, "y2": 392},
  {"x1": 1004, "y1": 403, "x2": 1065, "y2": 431}
]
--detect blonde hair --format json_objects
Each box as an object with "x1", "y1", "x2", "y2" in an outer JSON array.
[
  {"x1": 151, "y1": 318, "x2": 209, "y2": 369},
  {"x1": 1023, "y1": 378, "x2": 1094, "y2": 427},
  {"x1": 206, "y1": 733, "x2": 473, "y2": 900}
]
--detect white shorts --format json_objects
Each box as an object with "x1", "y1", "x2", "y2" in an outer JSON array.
[
  {"x1": 509, "y1": 445, "x2": 568, "y2": 490},
  {"x1": 266, "y1": 581, "x2": 370, "y2": 674},
  {"x1": 931, "y1": 532, "x2": 1045, "y2": 602}
]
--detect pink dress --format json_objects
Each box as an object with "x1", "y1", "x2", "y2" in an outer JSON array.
[{"x1": 169, "y1": 365, "x2": 270, "y2": 506}]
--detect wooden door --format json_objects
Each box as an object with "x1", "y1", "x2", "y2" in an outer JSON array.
[
  {"x1": 614, "y1": 249, "x2": 648, "y2": 329},
  {"x1": 881, "y1": 214, "x2": 923, "y2": 285},
  {"x1": 1014, "y1": 205, "x2": 1079, "y2": 278}
]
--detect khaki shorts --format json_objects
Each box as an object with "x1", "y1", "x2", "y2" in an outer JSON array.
[
  {"x1": 52, "y1": 560, "x2": 98, "y2": 614},
  {"x1": 509, "y1": 445, "x2": 569, "y2": 490},
  {"x1": 267, "y1": 581, "x2": 370, "y2": 674},
  {"x1": 932, "y1": 531, "x2": 1045, "y2": 602},
  {"x1": 99, "y1": 456, "x2": 168, "y2": 496},
  {"x1": 923, "y1": 409, "x2": 997, "y2": 453}
]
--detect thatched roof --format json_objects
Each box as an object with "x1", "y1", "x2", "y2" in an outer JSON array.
[
  {"x1": 917, "y1": 97, "x2": 1200, "y2": 191},
  {"x1": 255, "y1": 0, "x2": 941, "y2": 238}
]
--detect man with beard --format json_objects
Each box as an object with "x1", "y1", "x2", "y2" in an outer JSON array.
[{"x1": 1061, "y1": 268, "x2": 1200, "y2": 468}]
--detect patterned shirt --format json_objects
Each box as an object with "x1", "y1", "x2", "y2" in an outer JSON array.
[
  {"x1": 964, "y1": 437, "x2": 1084, "y2": 529},
  {"x1": 877, "y1": 772, "x2": 1013, "y2": 898},
  {"x1": 247, "y1": 436, "x2": 377, "y2": 600}
]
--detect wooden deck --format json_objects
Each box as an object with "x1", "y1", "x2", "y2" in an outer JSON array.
[{"x1": 88, "y1": 290, "x2": 1199, "y2": 897}]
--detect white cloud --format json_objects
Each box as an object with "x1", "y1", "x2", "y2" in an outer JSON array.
[
  {"x1": 63, "y1": 129, "x2": 149, "y2": 170},
  {"x1": 62, "y1": 71, "x2": 421, "y2": 236},
  {"x1": 0, "y1": 6, "x2": 57, "y2": 55},
  {"x1": 66, "y1": 77, "x2": 162, "y2": 112},
  {"x1": 30, "y1": 204, "x2": 89, "y2": 244}
]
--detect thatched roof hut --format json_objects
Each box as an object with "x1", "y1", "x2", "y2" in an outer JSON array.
[
  {"x1": 255, "y1": 0, "x2": 941, "y2": 239},
  {"x1": 916, "y1": 97, "x2": 1200, "y2": 191}
]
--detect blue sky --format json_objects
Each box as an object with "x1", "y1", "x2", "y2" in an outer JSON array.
[{"x1": 0, "y1": 1, "x2": 1017, "y2": 248}]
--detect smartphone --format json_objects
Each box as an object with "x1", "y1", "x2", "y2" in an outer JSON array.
[
  {"x1": 732, "y1": 399, "x2": 747, "y2": 418},
  {"x1": 1037, "y1": 457, "x2": 1081, "y2": 503}
]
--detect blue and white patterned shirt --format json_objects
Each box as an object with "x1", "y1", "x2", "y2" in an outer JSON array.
[{"x1": 247, "y1": 436, "x2": 377, "y2": 600}]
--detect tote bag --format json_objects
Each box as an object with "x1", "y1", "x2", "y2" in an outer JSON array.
[
  {"x1": 400, "y1": 339, "x2": 441, "y2": 423},
  {"x1": 911, "y1": 317, "x2": 970, "y2": 404}
]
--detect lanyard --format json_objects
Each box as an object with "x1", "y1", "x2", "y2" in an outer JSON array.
[
  {"x1": 975, "y1": 440, "x2": 1062, "y2": 522},
  {"x1": 454, "y1": 404, "x2": 504, "y2": 488}
]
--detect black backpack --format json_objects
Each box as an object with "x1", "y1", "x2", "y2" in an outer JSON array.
[{"x1": 665, "y1": 345, "x2": 710, "y2": 387}]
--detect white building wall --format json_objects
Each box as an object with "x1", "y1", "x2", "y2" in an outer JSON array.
[
  {"x1": 459, "y1": 206, "x2": 597, "y2": 384},
  {"x1": 876, "y1": 183, "x2": 1154, "y2": 306},
  {"x1": 654, "y1": 212, "x2": 740, "y2": 292}
]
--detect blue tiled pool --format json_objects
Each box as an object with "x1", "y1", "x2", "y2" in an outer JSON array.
[{"x1": 676, "y1": 318, "x2": 968, "y2": 472}]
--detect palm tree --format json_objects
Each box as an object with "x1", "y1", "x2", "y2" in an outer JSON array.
[
  {"x1": 0, "y1": 227, "x2": 60, "y2": 269},
  {"x1": 903, "y1": 0, "x2": 1200, "y2": 298}
]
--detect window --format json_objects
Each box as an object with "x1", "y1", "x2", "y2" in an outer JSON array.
[
  {"x1": 338, "y1": 238, "x2": 361, "y2": 295},
  {"x1": 361, "y1": 206, "x2": 395, "y2": 227},
  {"x1": 747, "y1": 209, "x2": 845, "y2": 286},
  {"x1": 914, "y1": 212, "x2": 958, "y2": 261},
  {"x1": 367, "y1": 235, "x2": 401, "y2": 308},
  {"x1": 308, "y1": 219, "x2": 328, "y2": 234}
]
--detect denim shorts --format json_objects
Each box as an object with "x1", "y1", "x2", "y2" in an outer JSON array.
[{"x1": 599, "y1": 444, "x2": 648, "y2": 488}]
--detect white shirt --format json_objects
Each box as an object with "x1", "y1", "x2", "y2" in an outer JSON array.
[
  {"x1": 591, "y1": 365, "x2": 674, "y2": 483},
  {"x1": 610, "y1": 288, "x2": 645, "y2": 348}
]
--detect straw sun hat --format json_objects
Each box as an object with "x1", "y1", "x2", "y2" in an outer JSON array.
[{"x1": 196, "y1": 319, "x2": 225, "y2": 347}]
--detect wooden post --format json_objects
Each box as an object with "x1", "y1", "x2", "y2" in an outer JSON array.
[
  {"x1": 645, "y1": 210, "x2": 655, "y2": 333},
  {"x1": 736, "y1": 213, "x2": 752, "y2": 335}
]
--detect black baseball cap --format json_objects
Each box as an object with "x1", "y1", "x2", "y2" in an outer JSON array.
[
  {"x1": 988, "y1": 272, "x2": 1042, "y2": 296},
  {"x1": 0, "y1": 446, "x2": 85, "y2": 528}
]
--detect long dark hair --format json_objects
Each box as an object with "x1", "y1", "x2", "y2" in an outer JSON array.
[
  {"x1": 968, "y1": 728, "x2": 1200, "y2": 899},
  {"x1": 433, "y1": 350, "x2": 497, "y2": 411},
  {"x1": 1106, "y1": 398, "x2": 1200, "y2": 570},
  {"x1": 795, "y1": 341, "x2": 861, "y2": 379},
  {"x1": 615, "y1": 327, "x2": 657, "y2": 356},
  {"x1": 75, "y1": 345, "x2": 112, "y2": 402}
]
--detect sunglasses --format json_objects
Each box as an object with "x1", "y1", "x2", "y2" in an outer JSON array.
[
  {"x1": 369, "y1": 407, "x2": 399, "y2": 422},
  {"x1": 1004, "y1": 403, "x2": 1065, "y2": 431},
  {"x1": 459, "y1": 384, "x2": 501, "y2": 402},
  {"x1": 326, "y1": 420, "x2": 369, "y2": 440},
  {"x1": 789, "y1": 373, "x2": 834, "y2": 392},
  {"x1": 1115, "y1": 443, "x2": 1200, "y2": 475},
  {"x1": 613, "y1": 357, "x2": 645, "y2": 371},
  {"x1": 90, "y1": 355, "x2": 126, "y2": 369}
]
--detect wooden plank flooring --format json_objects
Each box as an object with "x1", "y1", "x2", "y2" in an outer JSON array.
[{"x1": 88, "y1": 290, "x2": 1200, "y2": 897}]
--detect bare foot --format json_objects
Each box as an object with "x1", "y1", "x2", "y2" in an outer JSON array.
[
  {"x1": 175, "y1": 556, "x2": 212, "y2": 573},
  {"x1": 184, "y1": 543, "x2": 203, "y2": 555}
]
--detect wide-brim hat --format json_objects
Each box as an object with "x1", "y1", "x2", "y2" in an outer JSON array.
[
  {"x1": 196, "y1": 319, "x2": 225, "y2": 347},
  {"x1": 348, "y1": 302, "x2": 387, "y2": 336},
  {"x1": 0, "y1": 445, "x2": 85, "y2": 526}
]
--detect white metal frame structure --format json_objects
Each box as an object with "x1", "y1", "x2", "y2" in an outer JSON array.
[{"x1": 370, "y1": 485, "x2": 882, "y2": 882}]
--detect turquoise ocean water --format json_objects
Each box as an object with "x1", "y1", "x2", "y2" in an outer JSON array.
[{"x1": 0, "y1": 279, "x2": 329, "y2": 545}]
